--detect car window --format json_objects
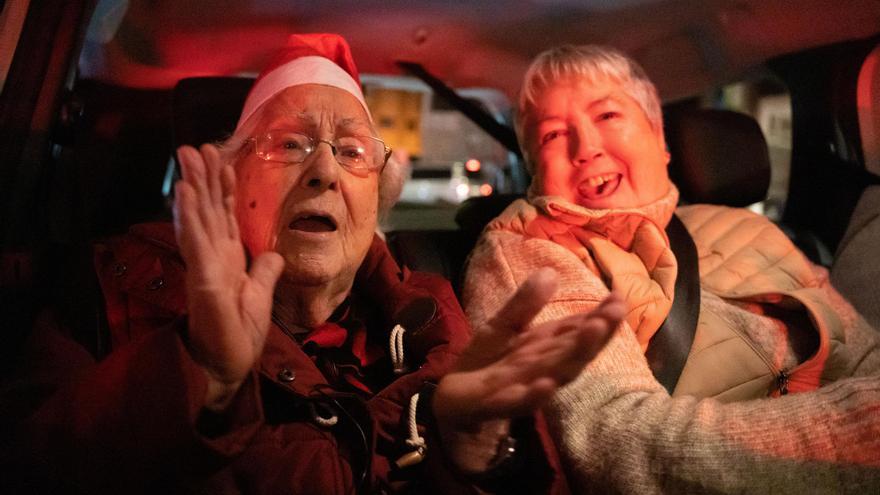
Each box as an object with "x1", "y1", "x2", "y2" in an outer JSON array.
[{"x1": 363, "y1": 75, "x2": 521, "y2": 231}]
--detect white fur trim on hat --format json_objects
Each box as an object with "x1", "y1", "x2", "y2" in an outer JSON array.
[{"x1": 236, "y1": 55, "x2": 370, "y2": 130}]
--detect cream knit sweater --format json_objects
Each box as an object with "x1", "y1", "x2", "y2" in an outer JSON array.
[{"x1": 463, "y1": 193, "x2": 880, "y2": 494}]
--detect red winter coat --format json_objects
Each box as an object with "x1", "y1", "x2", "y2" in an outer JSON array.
[{"x1": 2, "y1": 223, "x2": 566, "y2": 494}]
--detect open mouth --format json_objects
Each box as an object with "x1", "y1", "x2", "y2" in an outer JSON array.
[
  {"x1": 288, "y1": 214, "x2": 337, "y2": 233},
  {"x1": 577, "y1": 173, "x2": 622, "y2": 200}
]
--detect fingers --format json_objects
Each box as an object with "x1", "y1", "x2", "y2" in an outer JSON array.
[
  {"x1": 486, "y1": 267, "x2": 558, "y2": 335},
  {"x1": 202, "y1": 144, "x2": 225, "y2": 215},
  {"x1": 496, "y1": 293, "x2": 627, "y2": 398},
  {"x1": 553, "y1": 292, "x2": 627, "y2": 337},
  {"x1": 173, "y1": 180, "x2": 206, "y2": 258},
  {"x1": 441, "y1": 292, "x2": 629, "y2": 424},
  {"x1": 221, "y1": 162, "x2": 239, "y2": 239},
  {"x1": 436, "y1": 371, "x2": 556, "y2": 425},
  {"x1": 176, "y1": 144, "x2": 234, "y2": 242},
  {"x1": 455, "y1": 268, "x2": 559, "y2": 372},
  {"x1": 482, "y1": 377, "x2": 557, "y2": 419}
]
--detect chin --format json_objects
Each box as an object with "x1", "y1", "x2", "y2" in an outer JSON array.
[
  {"x1": 281, "y1": 253, "x2": 342, "y2": 286},
  {"x1": 576, "y1": 192, "x2": 641, "y2": 210}
]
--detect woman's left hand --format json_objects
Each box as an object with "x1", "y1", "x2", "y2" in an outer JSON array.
[{"x1": 433, "y1": 268, "x2": 626, "y2": 472}]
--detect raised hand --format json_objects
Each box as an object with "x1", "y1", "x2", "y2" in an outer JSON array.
[
  {"x1": 173, "y1": 144, "x2": 284, "y2": 411},
  {"x1": 433, "y1": 268, "x2": 625, "y2": 471}
]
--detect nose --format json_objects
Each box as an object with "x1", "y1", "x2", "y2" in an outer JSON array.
[
  {"x1": 570, "y1": 122, "x2": 603, "y2": 166},
  {"x1": 300, "y1": 141, "x2": 339, "y2": 191}
]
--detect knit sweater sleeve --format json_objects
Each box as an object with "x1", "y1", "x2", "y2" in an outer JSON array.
[
  {"x1": 465, "y1": 229, "x2": 880, "y2": 494},
  {"x1": 462, "y1": 230, "x2": 611, "y2": 330},
  {"x1": 547, "y1": 272, "x2": 880, "y2": 494}
]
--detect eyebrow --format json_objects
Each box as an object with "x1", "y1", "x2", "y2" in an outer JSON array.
[
  {"x1": 264, "y1": 112, "x2": 311, "y2": 130},
  {"x1": 337, "y1": 117, "x2": 372, "y2": 133},
  {"x1": 266, "y1": 114, "x2": 372, "y2": 134},
  {"x1": 534, "y1": 94, "x2": 622, "y2": 125}
]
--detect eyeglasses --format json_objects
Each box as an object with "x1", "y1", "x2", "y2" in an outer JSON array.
[{"x1": 249, "y1": 130, "x2": 392, "y2": 173}]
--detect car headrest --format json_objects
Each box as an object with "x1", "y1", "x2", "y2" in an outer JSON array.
[
  {"x1": 856, "y1": 44, "x2": 880, "y2": 176},
  {"x1": 665, "y1": 109, "x2": 771, "y2": 207},
  {"x1": 172, "y1": 77, "x2": 254, "y2": 148}
]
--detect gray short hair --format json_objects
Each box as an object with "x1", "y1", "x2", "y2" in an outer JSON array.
[
  {"x1": 215, "y1": 111, "x2": 405, "y2": 215},
  {"x1": 515, "y1": 45, "x2": 663, "y2": 173}
]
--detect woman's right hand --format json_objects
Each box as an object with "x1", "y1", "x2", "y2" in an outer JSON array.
[
  {"x1": 433, "y1": 269, "x2": 626, "y2": 472},
  {"x1": 173, "y1": 144, "x2": 284, "y2": 411}
]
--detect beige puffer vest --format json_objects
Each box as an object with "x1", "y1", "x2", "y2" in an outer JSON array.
[
  {"x1": 674, "y1": 205, "x2": 848, "y2": 401},
  {"x1": 490, "y1": 191, "x2": 849, "y2": 402}
]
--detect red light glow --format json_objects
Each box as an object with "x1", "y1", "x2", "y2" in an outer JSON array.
[
  {"x1": 465, "y1": 158, "x2": 481, "y2": 172},
  {"x1": 480, "y1": 183, "x2": 493, "y2": 196}
]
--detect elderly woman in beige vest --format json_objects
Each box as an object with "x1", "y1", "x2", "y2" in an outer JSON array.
[{"x1": 463, "y1": 45, "x2": 880, "y2": 493}]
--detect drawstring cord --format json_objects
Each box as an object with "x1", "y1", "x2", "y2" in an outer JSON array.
[
  {"x1": 309, "y1": 401, "x2": 339, "y2": 427},
  {"x1": 389, "y1": 324, "x2": 408, "y2": 374},
  {"x1": 395, "y1": 393, "x2": 426, "y2": 468},
  {"x1": 389, "y1": 325, "x2": 426, "y2": 467}
]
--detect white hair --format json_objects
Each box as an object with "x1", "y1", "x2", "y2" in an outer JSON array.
[{"x1": 515, "y1": 44, "x2": 663, "y2": 173}]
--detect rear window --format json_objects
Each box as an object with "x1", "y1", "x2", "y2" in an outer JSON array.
[{"x1": 362, "y1": 75, "x2": 521, "y2": 231}]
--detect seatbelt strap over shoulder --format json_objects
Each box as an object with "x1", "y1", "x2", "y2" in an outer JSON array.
[{"x1": 644, "y1": 214, "x2": 701, "y2": 394}]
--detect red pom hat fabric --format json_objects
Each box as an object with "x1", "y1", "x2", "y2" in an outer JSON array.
[{"x1": 236, "y1": 33, "x2": 369, "y2": 130}]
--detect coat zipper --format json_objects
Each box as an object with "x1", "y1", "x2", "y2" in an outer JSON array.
[
  {"x1": 776, "y1": 369, "x2": 790, "y2": 395},
  {"x1": 717, "y1": 303, "x2": 795, "y2": 396}
]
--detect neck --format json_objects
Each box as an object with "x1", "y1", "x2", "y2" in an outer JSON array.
[{"x1": 272, "y1": 274, "x2": 353, "y2": 330}]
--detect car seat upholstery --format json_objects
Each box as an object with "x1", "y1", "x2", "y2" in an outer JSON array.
[
  {"x1": 172, "y1": 77, "x2": 254, "y2": 148},
  {"x1": 664, "y1": 107, "x2": 832, "y2": 266},
  {"x1": 831, "y1": 43, "x2": 880, "y2": 330},
  {"x1": 833, "y1": 186, "x2": 880, "y2": 329},
  {"x1": 664, "y1": 108, "x2": 771, "y2": 207}
]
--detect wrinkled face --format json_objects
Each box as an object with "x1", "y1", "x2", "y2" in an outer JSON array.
[
  {"x1": 527, "y1": 76, "x2": 670, "y2": 209},
  {"x1": 235, "y1": 84, "x2": 379, "y2": 286}
]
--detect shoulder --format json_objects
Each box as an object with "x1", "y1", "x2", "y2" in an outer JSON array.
[
  {"x1": 676, "y1": 204, "x2": 819, "y2": 294},
  {"x1": 676, "y1": 203, "x2": 772, "y2": 235}
]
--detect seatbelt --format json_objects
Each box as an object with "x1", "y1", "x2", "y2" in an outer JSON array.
[{"x1": 644, "y1": 214, "x2": 701, "y2": 394}]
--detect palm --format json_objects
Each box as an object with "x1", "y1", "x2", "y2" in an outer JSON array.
[
  {"x1": 435, "y1": 270, "x2": 626, "y2": 425},
  {"x1": 174, "y1": 144, "x2": 283, "y2": 395}
]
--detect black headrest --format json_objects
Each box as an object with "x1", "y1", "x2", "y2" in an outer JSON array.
[
  {"x1": 665, "y1": 109, "x2": 771, "y2": 207},
  {"x1": 172, "y1": 77, "x2": 254, "y2": 149},
  {"x1": 455, "y1": 193, "x2": 523, "y2": 234}
]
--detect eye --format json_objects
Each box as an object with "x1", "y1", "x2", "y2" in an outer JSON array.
[
  {"x1": 335, "y1": 136, "x2": 370, "y2": 166},
  {"x1": 276, "y1": 132, "x2": 309, "y2": 151},
  {"x1": 597, "y1": 111, "x2": 620, "y2": 122},
  {"x1": 540, "y1": 129, "x2": 566, "y2": 145},
  {"x1": 282, "y1": 140, "x2": 304, "y2": 150},
  {"x1": 338, "y1": 144, "x2": 367, "y2": 160}
]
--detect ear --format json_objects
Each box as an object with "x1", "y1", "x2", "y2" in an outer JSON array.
[{"x1": 654, "y1": 126, "x2": 670, "y2": 166}]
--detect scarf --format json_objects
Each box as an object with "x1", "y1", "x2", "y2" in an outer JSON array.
[{"x1": 488, "y1": 185, "x2": 680, "y2": 350}]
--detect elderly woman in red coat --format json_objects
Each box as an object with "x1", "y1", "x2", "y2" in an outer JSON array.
[{"x1": 2, "y1": 34, "x2": 624, "y2": 494}]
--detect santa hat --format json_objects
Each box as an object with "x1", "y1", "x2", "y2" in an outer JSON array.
[{"x1": 236, "y1": 33, "x2": 369, "y2": 130}]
